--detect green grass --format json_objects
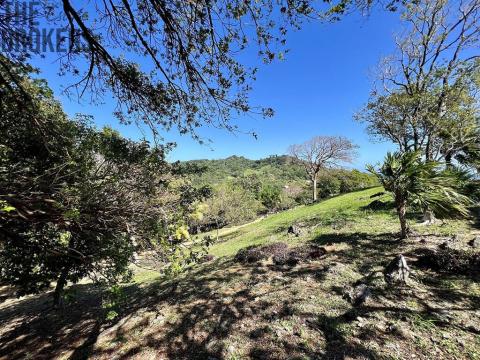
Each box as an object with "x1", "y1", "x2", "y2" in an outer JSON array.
[
  {"x1": 200, "y1": 187, "x2": 471, "y2": 257},
  {"x1": 2, "y1": 187, "x2": 478, "y2": 360}
]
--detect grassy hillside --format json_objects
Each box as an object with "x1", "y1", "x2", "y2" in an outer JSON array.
[
  {"x1": 1, "y1": 188, "x2": 479, "y2": 360},
  {"x1": 204, "y1": 187, "x2": 470, "y2": 257}
]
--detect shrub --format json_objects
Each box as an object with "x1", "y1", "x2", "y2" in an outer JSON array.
[
  {"x1": 417, "y1": 247, "x2": 480, "y2": 274},
  {"x1": 234, "y1": 242, "x2": 288, "y2": 263},
  {"x1": 259, "y1": 184, "x2": 282, "y2": 211}
]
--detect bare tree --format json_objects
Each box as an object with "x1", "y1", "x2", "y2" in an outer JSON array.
[{"x1": 288, "y1": 136, "x2": 358, "y2": 202}]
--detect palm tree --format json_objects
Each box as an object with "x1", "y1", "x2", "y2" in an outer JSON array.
[{"x1": 368, "y1": 151, "x2": 471, "y2": 239}]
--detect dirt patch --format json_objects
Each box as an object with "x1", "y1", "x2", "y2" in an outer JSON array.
[{"x1": 272, "y1": 244, "x2": 327, "y2": 266}]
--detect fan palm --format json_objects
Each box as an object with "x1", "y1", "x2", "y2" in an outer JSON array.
[{"x1": 368, "y1": 151, "x2": 471, "y2": 238}]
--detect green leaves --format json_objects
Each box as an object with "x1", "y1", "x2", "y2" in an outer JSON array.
[
  {"x1": 0, "y1": 201, "x2": 16, "y2": 213},
  {"x1": 370, "y1": 151, "x2": 472, "y2": 219}
]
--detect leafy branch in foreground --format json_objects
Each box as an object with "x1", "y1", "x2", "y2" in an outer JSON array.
[
  {"x1": 0, "y1": 0, "x2": 402, "y2": 140},
  {"x1": 368, "y1": 151, "x2": 471, "y2": 238}
]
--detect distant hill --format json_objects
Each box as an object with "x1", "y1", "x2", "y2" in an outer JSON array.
[{"x1": 180, "y1": 155, "x2": 308, "y2": 186}]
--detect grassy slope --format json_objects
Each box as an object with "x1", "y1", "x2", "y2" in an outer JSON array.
[
  {"x1": 1, "y1": 187, "x2": 479, "y2": 360},
  {"x1": 204, "y1": 187, "x2": 470, "y2": 258}
]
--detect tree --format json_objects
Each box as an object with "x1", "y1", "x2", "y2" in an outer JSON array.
[
  {"x1": 0, "y1": 0, "x2": 374, "y2": 140},
  {"x1": 0, "y1": 64, "x2": 206, "y2": 306},
  {"x1": 288, "y1": 136, "x2": 358, "y2": 202},
  {"x1": 357, "y1": 0, "x2": 480, "y2": 166},
  {"x1": 368, "y1": 151, "x2": 471, "y2": 238},
  {"x1": 203, "y1": 182, "x2": 261, "y2": 240},
  {"x1": 357, "y1": 0, "x2": 480, "y2": 222},
  {"x1": 259, "y1": 184, "x2": 282, "y2": 212}
]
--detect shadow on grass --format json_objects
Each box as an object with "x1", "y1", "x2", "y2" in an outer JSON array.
[
  {"x1": 0, "y1": 254, "x2": 386, "y2": 360},
  {"x1": 1, "y1": 227, "x2": 480, "y2": 359}
]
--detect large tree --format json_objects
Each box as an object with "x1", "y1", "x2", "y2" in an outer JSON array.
[
  {"x1": 0, "y1": 1, "x2": 324, "y2": 139},
  {"x1": 0, "y1": 0, "x2": 411, "y2": 139},
  {"x1": 288, "y1": 136, "x2": 357, "y2": 202},
  {"x1": 0, "y1": 62, "x2": 208, "y2": 306},
  {"x1": 357, "y1": 0, "x2": 480, "y2": 166}
]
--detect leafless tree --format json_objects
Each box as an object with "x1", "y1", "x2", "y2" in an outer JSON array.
[{"x1": 288, "y1": 136, "x2": 358, "y2": 202}]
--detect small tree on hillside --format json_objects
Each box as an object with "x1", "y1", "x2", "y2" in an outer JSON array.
[
  {"x1": 368, "y1": 151, "x2": 471, "y2": 239},
  {"x1": 288, "y1": 136, "x2": 358, "y2": 202}
]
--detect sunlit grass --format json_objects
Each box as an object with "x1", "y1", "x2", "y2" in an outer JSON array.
[{"x1": 199, "y1": 187, "x2": 472, "y2": 258}]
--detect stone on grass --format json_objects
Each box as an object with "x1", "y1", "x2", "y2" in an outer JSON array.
[
  {"x1": 468, "y1": 236, "x2": 480, "y2": 248},
  {"x1": 344, "y1": 283, "x2": 371, "y2": 306},
  {"x1": 287, "y1": 225, "x2": 301, "y2": 237},
  {"x1": 200, "y1": 254, "x2": 215, "y2": 263},
  {"x1": 384, "y1": 255, "x2": 410, "y2": 285}
]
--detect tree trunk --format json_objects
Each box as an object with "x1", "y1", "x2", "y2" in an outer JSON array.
[
  {"x1": 53, "y1": 266, "x2": 69, "y2": 308},
  {"x1": 445, "y1": 152, "x2": 453, "y2": 169},
  {"x1": 312, "y1": 177, "x2": 318, "y2": 203},
  {"x1": 397, "y1": 201, "x2": 408, "y2": 239}
]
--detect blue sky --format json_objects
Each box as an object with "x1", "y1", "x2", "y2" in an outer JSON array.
[{"x1": 33, "y1": 7, "x2": 401, "y2": 170}]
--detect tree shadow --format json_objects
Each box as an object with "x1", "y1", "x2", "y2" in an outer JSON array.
[{"x1": 2, "y1": 227, "x2": 480, "y2": 359}]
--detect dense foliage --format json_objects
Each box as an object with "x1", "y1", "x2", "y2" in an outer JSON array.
[
  {"x1": 0, "y1": 64, "x2": 208, "y2": 305},
  {"x1": 183, "y1": 155, "x2": 378, "y2": 232}
]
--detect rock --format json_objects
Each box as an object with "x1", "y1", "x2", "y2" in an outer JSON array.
[
  {"x1": 200, "y1": 254, "x2": 215, "y2": 263},
  {"x1": 344, "y1": 283, "x2": 371, "y2": 306},
  {"x1": 227, "y1": 345, "x2": 236, "y2": 354},
  {"x1": 384, "y1": 255, "x2": 410, "y2": 285},
  {"x1": 468, "y1": 236, "x2": 480, "y2": 248},
  {"x1": 439, "y1": 241, "x2": 449, "y2": 249},
  {"x1": 287, "y1": 225, "x2": 301, "y2": 237}
]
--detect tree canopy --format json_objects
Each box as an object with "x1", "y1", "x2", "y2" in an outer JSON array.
[
  {"x1": 0, "y1": 62, "x2": 209, "y2": 305},
  {"x1": 357, "y1": 0, "x2": 480, "y2": 168},
  {"x1": 0, "y1": 0, "x2": 405, "y2": 139}
]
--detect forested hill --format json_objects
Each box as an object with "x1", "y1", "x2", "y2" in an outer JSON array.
[
  {"x1": 180, "y1": 155, "x2": 306, "y2": 185},
  {"x1": 178, "y1": 155, "x2": 379, "y2": 230}
]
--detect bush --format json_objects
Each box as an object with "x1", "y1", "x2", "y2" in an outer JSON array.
[
  {"x1": 417, "y1": 247, "x2": 480, "y2": 274},
  {"x1": 259, "y1": 184, "x2": 282, "y2": 211},
  {"x1": 316, "y1": 173, "x2": 341, "y2": 198},
  {"x1": 234, "y1": 242, "x2": 288, "y2": 263}
]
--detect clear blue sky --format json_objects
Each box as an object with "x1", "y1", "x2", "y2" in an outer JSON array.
[{"x1": 33, "y1": 8, "x2": 401, "y2": 170}]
